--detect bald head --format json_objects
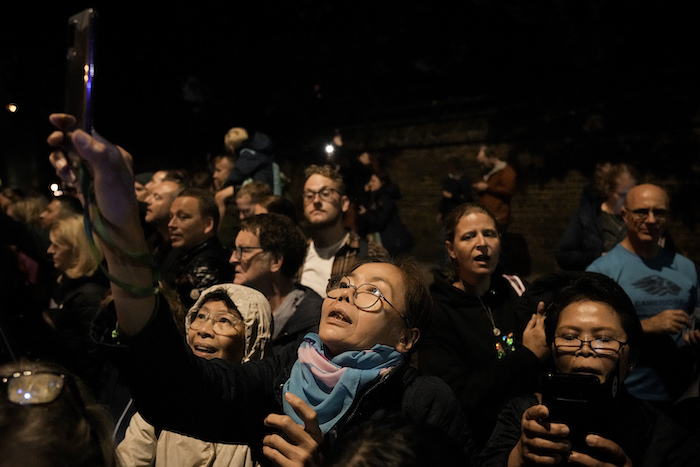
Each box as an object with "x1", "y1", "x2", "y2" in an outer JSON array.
[
  {"x1": 624, "y1": 184, "x2": 669, "y2": 211},
  {"x1": 622, "y1": 184, "x2": 670, "y2": 254}
]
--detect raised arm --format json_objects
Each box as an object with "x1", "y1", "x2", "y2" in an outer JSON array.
[{"x1": 47, "y1": 113, "x2": 155, "y2": 335}]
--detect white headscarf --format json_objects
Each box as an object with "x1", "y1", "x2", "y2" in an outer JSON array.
[{"x1": 186, "y1": 283, "x2": 273, "y2": 363}]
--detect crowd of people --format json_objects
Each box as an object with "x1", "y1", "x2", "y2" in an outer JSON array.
[{"x1": 0, "y1": 113, "x2": 698, "y2": 466}]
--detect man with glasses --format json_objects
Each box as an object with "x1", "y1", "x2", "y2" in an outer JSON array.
[
  {"x1": 230, "y1": 213, "x2": 323, "y2": 354},
  {"x1": 46, "y1": 115, "x2": 471, "y2": 465},
  {"x1": 587, "y1": 184, "x2": 700, "y2": 406},
  {"x1": 299, "y1": 164, "x2": 388, "y2": 297}
]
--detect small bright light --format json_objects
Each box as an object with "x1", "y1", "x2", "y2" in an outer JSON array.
[
  {"x1": 50, "y1": 183, "x2": 60, "y2": 192},
  {"x1": 6, "y1": 103, "x2": 18, "y2": 113},
  {"x1": 325, "y1": 144, "x2": 334, "y2": 154}
]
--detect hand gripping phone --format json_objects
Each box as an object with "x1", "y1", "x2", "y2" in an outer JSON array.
[{"x1": 540, "y1": 372, "x2": 613, "y2": 453}]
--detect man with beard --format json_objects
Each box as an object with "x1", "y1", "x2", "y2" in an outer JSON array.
[{"x1": 299, "y1": 165, "x2": 387, "y2": 297}]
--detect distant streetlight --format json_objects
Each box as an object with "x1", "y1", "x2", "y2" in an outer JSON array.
[{"x1": 6, "y1": 103, "x2": 18, "y2": 113}]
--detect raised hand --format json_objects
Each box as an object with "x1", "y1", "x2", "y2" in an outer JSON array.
[
  {"x1": 262, "y1": 393, "x2": 323, "y2": 467},
  {"x1": 48, "y1": 113, "x2": 155, "y2": 335}
]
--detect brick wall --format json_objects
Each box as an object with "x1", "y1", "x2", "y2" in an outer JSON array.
[{"x1": 319, "y1": 116, "x2": 700, "y2": 281}]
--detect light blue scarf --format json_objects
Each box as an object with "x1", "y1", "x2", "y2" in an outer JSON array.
[{"x1": 282, "y1": 333, "x2": 404, "y2": 434}]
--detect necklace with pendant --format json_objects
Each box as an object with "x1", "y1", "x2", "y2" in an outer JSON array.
[{"x1": 478, "y1": 296, "x2": 501, "y2": 336}]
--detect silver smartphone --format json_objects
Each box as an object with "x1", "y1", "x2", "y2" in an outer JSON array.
[{"x1": 65, "y1": 8, "x2": 98, "y2": 133}]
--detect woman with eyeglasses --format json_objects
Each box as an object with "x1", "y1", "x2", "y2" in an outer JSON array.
[
  {"x1": 0, "y1": 359, "x2": 117, "y2": 466},
  {"x1": 47, "y1": 114, "x2": 473, "y2": 466},
  {"x1": 478, "y1": 272, "x2": 700, "y2": 466},
  {"x1": 117, "y1": 284, "x2": 272, "y2": 467},
  {"x1": 418, "y1": 202, "x2": 549, "y2": 450}
]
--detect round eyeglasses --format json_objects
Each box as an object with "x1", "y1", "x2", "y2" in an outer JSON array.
[
  {"x1": 187, "y1": 310, "x2": 243, "y2": 334},
  {"x1": 554, "y1": 336, "x2": 628, "y2": 356},
  {"x1": 302, "y1": 187, "x2": 340, "y2": 204},
  {"x1": 326, "y1": 275, "x2": 411, "y2": 327}
]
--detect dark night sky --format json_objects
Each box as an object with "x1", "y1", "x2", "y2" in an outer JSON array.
[{"x1": 1, "y1": 2, "x2": 698, "y2": 190}]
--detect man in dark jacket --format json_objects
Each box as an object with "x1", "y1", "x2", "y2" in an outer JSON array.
[
  {"x1": 48, "y1": 113, "x2": 475, "y2": 466},
  {"x1": 162, "y1": 188, "x2": 232, "y2": 309},
  {"x1": 231, "y1": 212, "x2": 323, "y2": 354}
]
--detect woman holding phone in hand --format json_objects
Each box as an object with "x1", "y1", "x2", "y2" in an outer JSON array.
[
  {"x1": 478, "y1": 272, "x2": 700, "y2": 467},
  {"x1": 47, "y1": 114, "x2": 474, "y2": 467}
]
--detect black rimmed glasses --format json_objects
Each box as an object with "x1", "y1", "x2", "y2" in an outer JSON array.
[
  {"x1": 629, "y1": 208, "x2": 669, "y2": 221},
  {"x1": 1, "y1": 370, "x2": 78, "y2": 406},
  {"x1": 232, "y1": 245, "x2": 264, "y2": 259},
  {"x1": 302, "y1": 187, "x2": 340, "y2": 204},
  {"x1": 326, "y1": 275, "x2": 411, "y2": 327},
  {"x1": 554, "y1": 336, "x2": 628, "y2": 356},
  {"x1": 187, "y1": 310, "x2": 243, "y2": 334}
]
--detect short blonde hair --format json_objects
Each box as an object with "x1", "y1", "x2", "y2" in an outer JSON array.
[
  {"x1": 303, "y1": 164, "x2": 346, "y2": 195},
  {"x1": 224, "y1": 127, "x2": 249, "y2": 153},
  {"x1": 49, "y1": 215, "x2": 104, "y2": 279}
]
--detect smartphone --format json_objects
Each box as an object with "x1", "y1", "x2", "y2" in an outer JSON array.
[
  {"x1": 540, "y1": 372, "x2": 611, "y2": 453},
  {"x1": 65, "y1": 8, "x2": 98, "y2": 133}
]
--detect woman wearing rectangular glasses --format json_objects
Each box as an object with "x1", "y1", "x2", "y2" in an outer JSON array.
[{"x1": 478, "y1": 272, "x2": 700, "y2": 466}]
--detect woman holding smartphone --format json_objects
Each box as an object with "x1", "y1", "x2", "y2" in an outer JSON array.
[
  {"x1": 478, "y1": 272, "x2": 700, "y2": 466},
  {"x1": 47, "y1": 114, "x2": 473, "y2": 467}
]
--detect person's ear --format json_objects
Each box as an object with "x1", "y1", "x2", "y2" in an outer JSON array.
[
  {"x1": 203, "y1": 216, "x2": 215, "y2": 235},
  {"x1": 340, "y1": 195, "x2": 350, "y2": 213},
  {"x1": 269, "y1": 253, "x2": 283, "y2": 273},
  {"x1": 445, "y1": 240, "x2": 456, "y2": 260},
  {"x1": 621, "y1": 206, "x2": 630, "y2": 222},
  {"x1": 396, "y1": 328, "x2": 420, "y2": 353}
]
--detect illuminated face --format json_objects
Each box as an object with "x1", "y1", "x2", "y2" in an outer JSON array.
[
  {"x1": 144, "y1": 170, "x2": 167, "y2": 193},
  {"x1": 168, "y1": 196, "x2": 214, "y2": 251},
  {"x1": 553, "y1": 300, "x2": 630, "y2": 383},
  {"x1": 319, "y1": 262, "x2": 408, "y2": 357},
  {"x1": 39, "y1": 200, "x2": 63, "y2": 229},
  {"x1": 47, "y1": 234, "x2": 76, "y2": 273},
  {"x1": 236, "y1": 194, "x2": 256, "y2": 220},
  {"x1": 145, "y1": 181, "x2": 180, "y2": 225},
  {"x1": 446, "y1": 212, "x2": 500, "y2": 282},
  {"x1": 186, "y1": 300, "x2": 245, "y2": 362},
  {"x1": 213, "y1": 157, "x2": 234, "y2": 191},
  {"x1": 302, "y1": 174, "x2": 348, "y2": 229},
  {"x1": 622, "y1": 184, "x2": 669, "y2": 245},
  {"x1": 230, "y1": 229, "x2": 271, "y2": 288}
]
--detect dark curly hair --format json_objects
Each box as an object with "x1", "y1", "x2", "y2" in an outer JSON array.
[{"x1": 241, "y1": 213, "x2": 308, "y2": 279}]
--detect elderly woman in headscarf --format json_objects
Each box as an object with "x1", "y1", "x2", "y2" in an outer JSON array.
[
  {"x1": 116, "y1": 284, "x2": 273, "y2": 467},
  {"x1": 48, "y1": 113, "x2": 473, "y2": 467}
]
